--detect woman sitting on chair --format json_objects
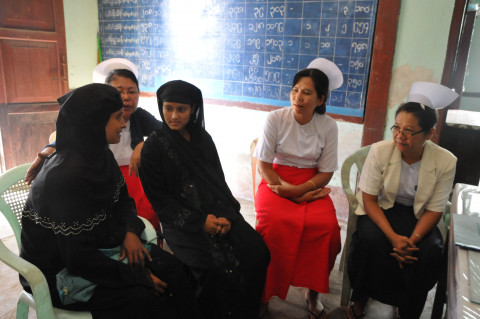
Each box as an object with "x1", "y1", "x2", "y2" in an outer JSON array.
[
  {"x1": 20, "y1": 84, "x2": 199, "y2": 319},
  {"x1": 347, "y1": 82, "x2": 458, "y2": 319},
  {"x1": 254, "y1": 58, "x2": 343, "y2": 319},
  {"x1": 139, "y1": 80, "x2": 270, "y2": 319},
  {"x1": 25, "y1": 59, "x2": 162, "y2": 230}
]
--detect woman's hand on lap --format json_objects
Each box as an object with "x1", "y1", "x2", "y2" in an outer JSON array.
[
  {"x1": 203, "y1": 214, "x2": 231, "y2": 236},
  {"x1": 389, "y1": 234, "x2": 418, "y2": 267},
  {"x1": 292, "y1": 187, "x2": 331, "y2": 203},
  {"x1": 268, "y1": 179, "x2": 303, "y2": 198},
  {"x1": 149, "y1": 272, "x2": 167, "y2": 296},
  {"x1": 217, "y1": 217, "x2": 231, "y2": 236},
  {"x1": 121, "y1": 231, "x2": 152, "y2": 268}
]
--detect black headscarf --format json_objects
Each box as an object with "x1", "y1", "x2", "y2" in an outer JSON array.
[
  {"x1": 56, "y1": 83, "x2": 123, "y2": 158},
  {"x1": 151, "y1": 80, "x2": 240, "y2": 219},
  {"x1": 157, "y1": 80, "x2": 205, "y2": 129},
  {"x1": 27, "y1": 84, "x2": 125, "y2": 236}
]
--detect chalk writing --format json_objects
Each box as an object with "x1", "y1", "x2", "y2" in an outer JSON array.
[
  {"x1": 265, "y1": 38, "x2": 283, "y2": 52},
  {"x1": 269, "y1": 5, "x2": 285, "y2": 18},
  {"x1": 351, "y1": 42, "x2": 368, "y2": 53},
  {"x1": 98, "y1": 0, "x2": 378, "y2": 116},
  {"x1": 228, "y1": 6, "x2": 244, "y2": 19},
  {"x1": 226, "y1": 22, "x2": 243, "y2": 34},
  {"x1": 356, "y1": 5, "x2": 373, "y2": 14},
  {"x1": 249, "y1": 54, "x2": 260, "y2": 66},
  {"x1": 248, "y1": 22, "x2": 265, "y2": 33},
  {"x1": 353, "y1": 22, "x2": 369, "y2": 35},
  {"x1": 347, "y1": 78, "x2": 363, "y2": 89},
  {"x1": 247, "y1": 38, "x2": 262, "y2": 50},
  {"x1": 350, "y1": 60, "x2": 365, "y2": 71},
  {"x1": 253, "y1": 7, "x2": 264, "y2": 18}
]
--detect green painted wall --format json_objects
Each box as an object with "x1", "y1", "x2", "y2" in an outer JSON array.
[
  {"x1": 63, "y1": 0, "x2": 99, "y2": 89},
  {"x1": 462, "y1": 14, "x2": 480, "y2": 111},
  {"x1": 384, "y1": 0, "x2": 455, "y2": 139}
]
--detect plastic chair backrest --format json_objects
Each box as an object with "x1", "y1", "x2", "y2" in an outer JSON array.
[
  {"x1": 341, "y1": 146, "x2": 371, "y2": 213},
  {"x1": 339, "y1": 145, "x2": 370, "y2": 309},
  {"x1": 0, "y1": 164, "x2": 63, "y2": 318},
  {"x1": 0, "y1": 163, "x2": 31, "y2": 249}
]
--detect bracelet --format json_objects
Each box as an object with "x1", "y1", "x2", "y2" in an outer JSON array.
[
  {"x1": 307, "y1": 180, "x2": 316, "y2": 190},
  {"x1": 413, "y1": 232, "x2": 421, "y2": 240}
]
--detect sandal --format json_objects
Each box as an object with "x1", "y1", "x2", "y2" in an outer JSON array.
[
  {"x1": 307, "y1": 307, "x2": 326, "y2": 319},
  {"x1": 305, "y1": 299, "x2": 327, "y2": 319},
  {"x1": 347, "y1": 303, "x2": 365, "y2": 319}
]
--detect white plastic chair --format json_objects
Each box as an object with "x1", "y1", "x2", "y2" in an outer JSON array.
[
  {"x1": 338, "y1": 146, "x2": 371, "y2": 309},
  {"x1": 0, "y1": 164, "x2": 157, "y2": 319}
]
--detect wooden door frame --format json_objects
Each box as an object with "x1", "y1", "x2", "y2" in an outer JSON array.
[
  {"x1": 0, "y1": 0, "x2": 68, "y2": 171},
  {"x1": 361, "y1": 0, "x2": 401, "y2": 146},
  {"x1": 434, "y1": 0, "x2": 470, "y2": 143}
]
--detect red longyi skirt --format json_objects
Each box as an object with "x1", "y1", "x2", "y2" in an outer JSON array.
[
  {"x1": 119, "y1": 165, "x2": 160, "y2": 231},
  {"x1": 255, "y1": 164, "x2": 341, "y2": 302}
]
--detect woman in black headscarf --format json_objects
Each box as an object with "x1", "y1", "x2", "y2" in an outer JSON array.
[
  {"x1": 140, "y1": 80, "x2": 270, "y2": 319},
  {"x1": 20, "y1": 83, "x2": 200, "y2": 319}
]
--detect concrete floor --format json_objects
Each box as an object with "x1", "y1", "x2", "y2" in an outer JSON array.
[{"x1": 0, "y1": 197, "x2": 440, "y2": 319}]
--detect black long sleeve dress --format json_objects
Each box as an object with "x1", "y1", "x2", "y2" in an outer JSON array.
[
  {"x1": 140, "y1": 79, "x2": 270, "y2": 319},
  {"x1": 20, "y1": 83, "x2": 200, "y2": 319}
]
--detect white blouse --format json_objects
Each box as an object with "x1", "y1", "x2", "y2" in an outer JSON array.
[
  {"x1": 109, "y1": 120, "x2": 133, "y2": 166},
  {"x1": 254, "y1": 107, "x2": 338, "y2": 171},
  {"x1": 358, "y1": 145, "x2": 420, "y2": 207},
  {"x1": 395, "y1": 160, "x2": 421, "y2": 206}
]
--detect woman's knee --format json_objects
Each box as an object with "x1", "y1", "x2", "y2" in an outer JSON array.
[
  {"x1": 355, "y1": 216, "x2": 386, "y2": 244},
  {"x1": 231, "y1": 224, "x2": 270, "y2": 266}
]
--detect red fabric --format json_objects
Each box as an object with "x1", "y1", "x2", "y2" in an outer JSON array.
[
  {"x1": 119, "y1": 165, "x2": 160, "y2": 231},
  {"x1": 255, "y1": 164, "x2": 341, "y2": 302}
]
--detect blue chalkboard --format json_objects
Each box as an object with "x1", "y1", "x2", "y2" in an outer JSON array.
[{"x1": 98, "y1": 0, "x2": 378, "y2": 118}]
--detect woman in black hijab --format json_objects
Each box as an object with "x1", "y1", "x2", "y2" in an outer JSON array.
[
  {"x1": 20, "y1": 83, "x2": 199, "y2": 319},
  {"x1": 140, "y1": 80, "x2": 270, "y2": 319}
]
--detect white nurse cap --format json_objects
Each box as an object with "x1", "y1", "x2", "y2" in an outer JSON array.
[
  {"x1": 307, "y1": 58, "x2": 343, "y2": 90},
  {"x1": 93, "y1": 58, "x2": 139, "y2": 83},
  {"x1": 407, "y1": 82, "x2": 459, "y2": 109}
]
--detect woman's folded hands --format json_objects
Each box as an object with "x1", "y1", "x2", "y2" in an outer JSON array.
[
  {"x1": 203, "y1": 214, "x2": 232, "y2": 236},
  {"x1": 389, "y1": 234, "x2": 419, "y2": 268},
  {"x1": 268, "y1": 179, "x2": 331, "y2": 203}
]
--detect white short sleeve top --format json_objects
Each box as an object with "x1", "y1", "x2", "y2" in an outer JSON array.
[
  {"x1": 109, "y1": 120, "x2": 133, "y2": 166},
  {"x1": 254, "y1": 107, "x2": 338, "y2": 171}
]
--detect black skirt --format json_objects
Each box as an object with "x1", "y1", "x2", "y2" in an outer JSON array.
[{"x1": 347, "y1": 203, "x2": 443, "y2": 318}]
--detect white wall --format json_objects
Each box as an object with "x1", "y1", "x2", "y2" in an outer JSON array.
[{"x1": 63, "y1": 0, "x2": 99, "y2": 88}]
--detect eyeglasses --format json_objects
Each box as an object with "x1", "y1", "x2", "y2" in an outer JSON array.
[
  {"x1": 390, "y1": 125, "x2": 424, "y2": 137},
  {"x1": 117, "y1": 89, "x2": 139, "y2": 96}
]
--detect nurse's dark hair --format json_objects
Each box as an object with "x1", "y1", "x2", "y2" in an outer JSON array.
[
  {"x1": 105, "y1": 69, "x2": 140, "y2": 91},
  {"x1": 292, "y1": 68, "x2": 329, "y2": 115},
  {"x1": 395, "y1": 102, "x2": 437, "y2": 132}
]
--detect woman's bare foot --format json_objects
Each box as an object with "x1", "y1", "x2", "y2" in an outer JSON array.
[
  {"x1": 305, "y1": 289, "x2": 326, "y2": 319},
  {"x1": 347, "y1": 301, "x2": 366, "y2": 319}
]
